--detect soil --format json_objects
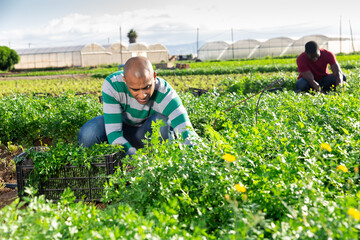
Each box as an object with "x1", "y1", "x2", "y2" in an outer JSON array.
[
  {"x1": 0, "y1": 188, "x2": 18, "y2": 209},
  {"x1": 0, "y1": 145, "x2": 23, "y2": 209}
]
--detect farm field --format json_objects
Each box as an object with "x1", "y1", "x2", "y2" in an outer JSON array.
[{"x1": 1, "y1": 55, "x2": 360, "y2": 239}]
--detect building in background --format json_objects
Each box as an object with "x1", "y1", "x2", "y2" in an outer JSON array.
[
  {"x1": 14, "y1": 43, "x2": 168, "y2": 69},
  {"x1": 198, "y1": 35, "x2": 360, "y2": 61}
]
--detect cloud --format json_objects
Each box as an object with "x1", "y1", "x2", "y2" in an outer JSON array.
[
  {"x1": 1, "y1": 8, "x2": 203, "y2": 48},
  {"x1": 1, "y1": 1, "x2": 359, "y2": 50}
]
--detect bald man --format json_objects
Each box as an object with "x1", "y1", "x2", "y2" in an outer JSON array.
[{"x1": 79, "y1": 56, "x2": 197, "y2": 156}]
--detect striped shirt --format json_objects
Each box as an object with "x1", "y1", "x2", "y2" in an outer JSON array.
[{"x1": 102, "y1": 71, "x2": 196, "y2": 152}]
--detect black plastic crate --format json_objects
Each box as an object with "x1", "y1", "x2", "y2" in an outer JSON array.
[{"x1": 15, "y1": 147, "x2": 123, "y2": 202}]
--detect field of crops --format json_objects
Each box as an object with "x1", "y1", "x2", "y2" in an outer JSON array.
[{"x1": 1, "y1": 55, "x2": 360, "y2": 239}]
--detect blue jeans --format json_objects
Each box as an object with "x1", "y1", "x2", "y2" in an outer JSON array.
[
  {"x1": 295, "y1": 74, "x2": 347, "y2": 92},
  {"x1": 78, "y1": 113, "x2": 172, "y2": 149}
]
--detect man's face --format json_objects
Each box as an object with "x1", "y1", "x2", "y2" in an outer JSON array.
[
  {"x1": 123, "y1": 72, "x2": 156, "y2": 105},
  {"x1": 306, "y1": 50, "x2": 320, "y2": 62}
]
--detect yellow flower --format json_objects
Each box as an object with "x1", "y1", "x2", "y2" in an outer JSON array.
[
  {"x1": 354, "y1": 166, "x2": 359, "y2": 173},
  {"x1": 235, "y1": 183, "x2": 246, "y2": 193},
  {"x1": 348, "y1": 208, "x2": 360, "y2": 220},
  {"x1": 320, "y1": 143, "x2": 332, "y2": 152},
  {"x1": 222, "y1": 154, "x2": 236, "y2": 162},
  {"x1": 336, "y1": 165, "x2": 348, "y2": 173}
]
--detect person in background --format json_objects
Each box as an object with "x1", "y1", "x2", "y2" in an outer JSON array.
[
  {"x1": 295, "y1": 40, "x2": 347, "y2": 93},
  {"x1": 78, "y1": 56, "x2": 197, "y2": 156}
]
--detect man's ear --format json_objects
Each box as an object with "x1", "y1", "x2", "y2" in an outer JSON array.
[
  {"x1": 154, "y1": 72, "x2": 157, "y2": 79},
  {"x1": 123, "y1": 76, "x2": 126, "y2": 83}
]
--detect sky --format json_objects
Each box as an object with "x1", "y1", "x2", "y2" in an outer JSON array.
[{"x1": 1, "y1": 0, "x2": 360, "y2": 54}]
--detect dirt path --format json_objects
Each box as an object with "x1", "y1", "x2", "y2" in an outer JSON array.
[
  {"x1": 0, "y1": 145, "x2": 23, "y2": 209},
  {"x1": 0, "y1": 73, "x2": 91, "y2": 81}
]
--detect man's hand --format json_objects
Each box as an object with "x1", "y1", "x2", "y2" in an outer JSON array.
[
  {"x1": 331, "y1": 62, "x2": 344, "y2": 86},
  {"x1": 335, "y1": 72, "x2": 344, "y2": 86},
  {"x1": 126, "y1": 147, "x2": 137, "y2": 157},
  {"x1": 301, "y1": 71, "x2": 320, "y2": 92}
]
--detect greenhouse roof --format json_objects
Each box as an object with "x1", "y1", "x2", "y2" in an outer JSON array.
[
  {"x1": 15, "y1": 45, "x2": 86, "y2": 55},
  {"x1": 15, "y1": 42, "x2": 168, "y2": 55}
]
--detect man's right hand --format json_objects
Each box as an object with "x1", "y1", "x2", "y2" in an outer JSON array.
[
  {"x1": 126, "y1": 147, "x2": 137, "y2": 157},
  {"x1": 301, "y1": 71, "x2": 320, "y2": 92}
]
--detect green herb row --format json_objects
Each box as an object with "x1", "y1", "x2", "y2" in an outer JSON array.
[{"x1": 0, "y1": 93, "x2": 101, "y2": 146}]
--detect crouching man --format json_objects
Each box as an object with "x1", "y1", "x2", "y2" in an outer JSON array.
[
  {"x1": 79, "y1": 56, "x2": 197, "y2": 156},
  {"x1": 295, "y1": 40, "x2": 347, "y2": 93}
]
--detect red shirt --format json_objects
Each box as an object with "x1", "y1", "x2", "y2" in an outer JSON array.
[{"x1": 296, "y1": 49, "x2": 336, "y2": 81}]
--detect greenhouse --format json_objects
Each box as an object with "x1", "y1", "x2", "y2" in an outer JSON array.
[
  {"x1": 222, "y1": 39, "x2": 261, "y2": 60},
  {"x1": 15, "y1": 45, "x2": 84, "y2": 69},
  {"x1": 14, "y1": 43, "x2": 169, "y2": 69},
  {"x1": 198, "y1": 34, "x2": 360, "y2": 61},
  {"x1": 251, "y1": 37, "x2": 293, "y2": 58},
  {"x1": 197, "y1": 41, "x2": 230, "y2": 61}
]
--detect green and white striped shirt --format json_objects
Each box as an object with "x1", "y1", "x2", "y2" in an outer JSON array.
[{"x1": 102, "y1": 71, "x2": 196, "y2": 152}]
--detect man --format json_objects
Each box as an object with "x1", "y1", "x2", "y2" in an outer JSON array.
[
  {"x1": 295, "y1": 41, "x2": 347, "y2": 93},
  {"x1": 79, "y1": 56, "x2": 197, "y2": 156}
]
